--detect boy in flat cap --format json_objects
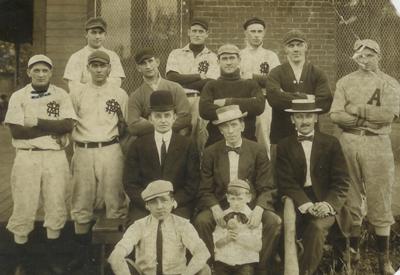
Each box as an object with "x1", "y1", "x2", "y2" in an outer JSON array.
[
  {"x1": 4, "y1": 54, "x2": 76, "y2": 274},
  {"x1": 64, "y1": 17, "x2": 125, "y2": 91},
  {"x1": 199, "y1": 44, "x2": 265, "y2": 147},
  {"x1": 195, "y1": 105, "x2": 280, "y2": 275},
  {"x1": 109, "y1": 180, "x2": 211, "y2": 275},
  {"x1": 212, "y1": 179, "x2": 262, "y2": 275},
  {"x1": 67, "y1": 50, "x2": 129, "y2": 271},
  {"x1": 127, "y1": 48, "x2": 191, "y2": 140},
  {"x1": 330, "y1": 39, "x2": 400, "y2": 274},
  {"x1": 124, "y1": 90, "x2": 199, "y2": 222},
  {"x1": 277, "y1": 99, "x2": 351, "y2": 275}
]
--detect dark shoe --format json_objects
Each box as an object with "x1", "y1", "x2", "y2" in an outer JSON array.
[
  {"x1": 378, "y1": 252, "x2": 395, "y2": 275},
  {"x1": 14, "y1": 243, "x2": 35, "y2": 275},
  {"x1": 65, "y1": 233, "x2": 91, "y2": 272},
  {"x1": 45, "y1": 238, "x2": 66, "y2": 275}
]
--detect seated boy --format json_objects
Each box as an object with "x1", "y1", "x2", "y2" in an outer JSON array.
[
  {"x1": 108, "y1": 180, "x2": 211, "y2": 275},
  {"x1": 213, "y1": 179, "x2": 262, "y2": 275}
]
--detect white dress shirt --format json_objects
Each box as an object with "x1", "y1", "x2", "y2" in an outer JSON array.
[
  {"x1": 298, "y1": 131, "x2": 314, "y2": 214},
  {"x1": 154, "y1": 130, "x2": 172, "y2": 164},
  {"x1": 227, "y1": 139, "x2": 242, "y2": 182}
]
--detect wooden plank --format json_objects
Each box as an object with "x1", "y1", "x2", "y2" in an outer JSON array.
[
  {"x1": 32, "y1": 0, "x2": 47, "y2": 53},
  {"x1": 283, "y1": 197, "x2": 299, "y2": 275}
]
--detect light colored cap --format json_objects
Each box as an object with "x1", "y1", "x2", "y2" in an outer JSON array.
[
  {"x1": 228, "y1": 179, "x2": 251, "y2": 191},
  {"x1": 217, "y1": 43, "x2": 240, "y2": 57},
  {"x1": 353, "y1": 39, "x2": 380, "y2": 54},
  {"x1": 212, "y1": 105, "x2": 247, "y2": 125},
  {"x1": 285, "y1": 99, "x2": 322, "y2": 113},
  {"x1": 141, "y1": 180, "x2": 174, "y2": 201},
  {"x1": 28, "y1": 54, "x2": 53, "y2": 68}
]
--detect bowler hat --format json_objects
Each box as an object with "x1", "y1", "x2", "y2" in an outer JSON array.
[
  {"x1": 88, "y1": 50, "x2": 110, "y2": 64},
  {"x1": 285, "y1": 99, "x2": 322, "y2": 113},
  {"x1": 243, "y1": 17, "x2": 265, "y2": 30},
  {"x1": 150, "y1": 90, "x2": 175, "y2": 112},
  {"x1": 85, "y1": 17, "x2": 107, "y2": 31},
  {"x1": 212, "y1": 105, "x2": 247, "y2": 125},
  {"x1": 141, "y1": 180, "x2": 174, "y2": 202}
]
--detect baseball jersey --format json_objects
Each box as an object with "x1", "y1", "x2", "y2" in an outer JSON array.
[
  {"x1": 240, "y1": 44, "x2": 280, "y2": 79},
  {"x1": 166, "y1": 43, "x2": 220, "y2": 80},
  {"x1": 64, "y1": 46, "x2": 125, "y2": 85},
  {"x1": 5, "y1": 84, "x2": 76, "y2": 150},
  {"x1": 330, "y1": 69, "x2": 400, "y2": 134},
  {"x1": 70, "y1": 81, "x2": 128, "y2": 142}
]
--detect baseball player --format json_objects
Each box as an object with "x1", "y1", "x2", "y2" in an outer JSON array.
[
  {"x1": 240, "y1": 17, "x2": 281, "y2": 154},
  {"x1": 63, "y1": 17, "x2": 125, "y2": 92},
  {"x1": 4, "y1": 54, "x2": 76, "y2": 274},
  {"x1": 330, "y1": 39, "x2": 400, "y2": 275},
  {"x1": 67, "y1": 50, "x2": 129, "y2": 271}
]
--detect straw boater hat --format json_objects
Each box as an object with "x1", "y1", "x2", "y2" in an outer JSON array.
[
  {"x1": 212, "y1": 105, "x2": 247, "y2": 125},
  {"x1": 284, "y1": 99, "x2": 322, "y2": 113}
]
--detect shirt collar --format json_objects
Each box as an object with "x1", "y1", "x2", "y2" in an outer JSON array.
[
  {"x1": 297, "y1": 130, "x2": 315, "y2": 137},
  {"x1": 155, "y1": 130, "x2": 173, "y2": 143},
  {"x1": 182, "y1": 43, "x2": 211, "y2": 54},
  {"x1": 143, "y1": 73, "x2": 162, "y2": 88},
  {"x1": 85, "y1": 45, "x2": 105, "y2": 53},
  {"x1": 225, "y1": 138, "x2": 243, "y2": 148},
  {"x1": 224, "y1": 205, "x2": 252, "y2": 216},
  {"x1": 244, "y1": 41, "x2": 264, "y2": 51}
]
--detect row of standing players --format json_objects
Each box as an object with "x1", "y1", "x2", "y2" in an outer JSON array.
[{"x1": 4, "y1": 15, "x2": 400, "y2": 275}]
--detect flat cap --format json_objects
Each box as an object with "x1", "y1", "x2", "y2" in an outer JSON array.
[
  {"x1": 134, "y1": 48, "x2": 155, "y2": 64},
  {"x1": 88, "y1": 50, "x2": 110, "y2": 64},
  {"x1": 243, "y1": 17, "x2": 265, "y2": 30},
  {"x1": 217, "y1": 43, "x2": 240, "y2": 57},
  {"x1": 141, "y1": 180, "x2": 174, "y2": 201},
  {"x1": 191, "y1": 18, "x2": 209, "y2": 30},
  {"x1": 85, "y1": 17, "x2": 107, "y2": 31},
  {"x1": 353, "y1": 39, "x2": 380, "y2": 54},
  {"x1": 283, "y1": 29, "x2": 307, "y2": 44},
  {"x1": 28, "y1": 54, "x2": 53, "y2": 68},
  {"x1": 228, "y1": 179, "x2": 251, "y2": 191}
]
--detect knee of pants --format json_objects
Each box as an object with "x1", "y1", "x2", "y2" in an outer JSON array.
[
  {"x1": 307, "y1": 218, "x2": 332, "y2": 237},
  {"x1": 262, "y1": 210, "x2": 282, "y2": 233},
  {"x1": 193, "y1": 209, "x2": 215, "y2": 231}
]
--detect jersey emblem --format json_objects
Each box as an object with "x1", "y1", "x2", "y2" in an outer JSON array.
[
  {"x1": 47, "y1": 101, "x2": 60, "y2": 117},
  {"x1": 260, "y1": 62, "x2": 270, "y2": 75},
  {"x1": 105, "y1": 99, "x2": 121, "y2": 114},
  {"x1": 367, "y1": 88, "x2": 381, "y2": 106},
  {"x1": 198, "y1": 60, "x2": 210, "y2": 74}
]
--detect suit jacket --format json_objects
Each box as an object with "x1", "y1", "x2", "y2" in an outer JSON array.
[
  {"x1": 124, "y1": 132, "x2": 199, "y2": 209},
  {"x1": 276, "y1": 131, "x2": 351, "y2": 236},
  {"x1": 197, "y1": 138, "x2": 277, "y2": 212}
]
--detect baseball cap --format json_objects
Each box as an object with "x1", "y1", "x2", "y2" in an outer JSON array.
[
  {"x1": 217, "y1": 43, "x2": 240, "y2": 57},
  {"x1": 88, "y1": 50, "x2": 110, "y2": 64},
  {"x1": 190, "y1": 18, "x2": 209, "y2": 30},
  {"x1": 134, "y1": 48, "x2": 155, "y2": 64},
  {"x1": 353, "y1": 39, "x2": 380, "y2": 54},
  {"x1": 28, "y1": 54, "x2": 53, "y2": 68},
  {"x1": 85, "y1": 17, "x2": 107, "y2": 31},
  {"x1": 228, "y1": 179, "x2": 251, "y2": 191},
  {"x1": 243, "y1": 17, "x2": 265, "y2": 30},
  {"x1": 283, "y1": 29, "x2": 307, "y2": 44},
  {"x1": 141, "y1": 180, "x2": 174, "y2": 202}
]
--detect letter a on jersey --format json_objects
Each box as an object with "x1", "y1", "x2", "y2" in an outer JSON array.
[{"x1": 367, "y1": 88, "x2": 381, "y2": 106}]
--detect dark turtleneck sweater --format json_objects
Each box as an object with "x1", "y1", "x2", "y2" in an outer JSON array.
[{"x1": 199, "y1": 68, "x2": 265, "y2": 147}]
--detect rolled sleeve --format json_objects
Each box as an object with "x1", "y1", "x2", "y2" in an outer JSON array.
[{"x1": 4, "y1": 93, "x2": 24, "y2": 126}]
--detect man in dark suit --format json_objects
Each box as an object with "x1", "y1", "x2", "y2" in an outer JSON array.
[
  {"x1": 194, "y1": 105, "x2": 281, "y2": 275},
  {"x1": 276, "y1": 99, "x2": 351, "y2": 275},
  {"x1": 124, "y1": 90, "x2": 199, "y2": 221}
]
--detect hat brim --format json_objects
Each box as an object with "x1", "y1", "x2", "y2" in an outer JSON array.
[
  {"x1": 284, "y1": 108, "x2": 322, "y2": 113},
  {"x1": 212, "y1": 112, "x2": 248, "y2": 125},
  {"x1": 88, "y1": 58, "x2": 109, "y2": 64},
  {"x1": 285, "y1": 38, "x2": 306, "y2": 44},
  {"x1": 28, "y1": 61, "x2": 53, "y2": 68},
  {"x1": 150, "y1": 105, "x2": 175, "y2": 112},
  {"x1": 143, "y1": 191, "x2": 171, "y2": 202},
  {"x1": 136, "y1": 54, "x2": 155, "y2": 64},
  {"x1": 86, "y1": 24, "x2": 106, "y2": 31}
]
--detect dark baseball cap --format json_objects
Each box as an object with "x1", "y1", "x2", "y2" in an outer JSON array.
[
  {"x1": 85, "y1": 17, "x2": 107, "y2": 31},
  {"x1": 283, "y1": 29, "x2": 307, "y2": 44},
  {"x1": 134, "y1": 48, "x2": 156, "y2": 64},
  {"x1": 190, "y1": 18, "x2": 209, "y2": 31},
  {"x1": 88, "y1": 50, "x2": 110, "y2": 64},
  {"x1": 243, "y1": 17, "x2": 265, "y2": 30}
]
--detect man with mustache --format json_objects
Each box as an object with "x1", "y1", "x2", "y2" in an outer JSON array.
[{"x1": 63, "y1": 17, "x2": 125, "y2": 91}]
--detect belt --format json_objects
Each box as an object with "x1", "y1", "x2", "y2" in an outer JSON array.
[
  {"x1": 343, "y1": 129, "x2": 379, "y2": 136},
  {"x1": 186, "y1": 91, "x2": 200, "y2": 98},
  {"x1": 18, "y1": 148, "x2": 51, "y2": 151},
  {"x1": 75, "y1": 138, "x2": 119, "y2": 148}
]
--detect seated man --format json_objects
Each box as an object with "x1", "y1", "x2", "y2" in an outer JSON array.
[
  {"x1": 213, "y1": 179, "x2": 262, "y2": 275},
  {"x1": 276, "y1": 99, "x2": 351, "y2": 275},
  {"x1": 124, "y1": 90, "x2": 199, "y2": 221},
  {"x1": 194, "y1": 105, "x2": 281, "y2": 275},
  {"x1": 108, "y1": 180, "x2": 211, "y2": 275}
]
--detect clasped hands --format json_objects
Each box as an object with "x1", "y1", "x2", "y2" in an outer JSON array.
[
  {"x1": 306, "y1": 201, "x2": 334, "y2": 218},
  {"x1": 211, "y1": 205, "x2": 263, "y2": 229}
]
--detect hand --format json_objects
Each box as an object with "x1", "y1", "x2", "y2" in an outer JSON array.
[
  {"x1": 200, "y1": 72, "x2": 207, "y2": 80},
  {"x1": 213, "y1": 99, "x2": 226, "y2": 107},
  {"x1": 227, "y1": 229, "x2": 238, "y2": 241},
  {"x1": 247, "y1": 206, "x2": 263, "y2": 229},
  {"x1": 363, "y1": 121, "x2": 382, "y2": 130},
  {"x1": 211, "y1": 205, "x2": 226, "y2": 228},
  {"x1": 312, "y1": 202, "x2": 331, "y2": 218},
  {"x1": 345, "y1": 103, "x2": 359, "y2": 116},
  {"x1": 24, "y1": 116, "x2": 38, "y2": 127}
]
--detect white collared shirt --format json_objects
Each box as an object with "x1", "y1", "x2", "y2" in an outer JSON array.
[
  {"x1": 240, "y1": 43, "x2": 280, "y2": 79},
  {"x1": 154, "y1": 130, "x2": 172, "y2": 163},
  {"x1": 227, "y1": 139, "x2": 243, "y2": 182},
  {"x1": 299, "y1": 130, "x2": 314, "y2": 188}
]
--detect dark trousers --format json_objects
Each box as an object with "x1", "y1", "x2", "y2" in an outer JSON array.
[
  {"x1": 214, "y1": 261, "x2": 255, "y2": 275},
  {"x1": 193, "y1": 208, "x2": 281, "y2": 273}
]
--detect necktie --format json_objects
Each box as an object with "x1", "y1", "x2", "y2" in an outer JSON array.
[
  {"x1": 156, "y1": 220, "x2": 163, "y2": 275},
  {"x1": 297, "y1": 135, "x2": 313, "y2": 142},
  {"x1": 226, "y1": 146, "x2": 241, "y2": 154},
  {"x1": 161, "y1": 138, "x2": 167, "y2": 168}
]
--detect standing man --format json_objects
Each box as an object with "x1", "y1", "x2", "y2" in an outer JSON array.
[
  {"x1": 330, "y1": 39, "x2": 400, "y2": 275},
  {"x1": 67, "y1": 50, "x2": 129, "y2": 271},
  {"x1": 124, "y1": 90, "x2": 199, "y2": 221},
  {"x1": 166, "y1": 18, "x2": 219, "y2": 149},
  {"x1": 276, "y1": 99, "x2": 351, "y2": 275},
  {"x1": 199, "y1": 44, "x2": 265, "y2": 147},
  {"x1": 265, "y1": 29, "x2": 332, "y2": 155},
  {"x1": 240, "y1": 17, "x2": 281, "y2": 153},
  {"x1": 127, "y1": 48, "x2": 191, "y2": 139},
  {"x1": 4, "y1": 54, "x2": 76, "y2": 274},
  {"x1": 63, "y1": 17, "x2": 125, "y2": 91},
  {"x1": 194, "y1": 105, "x2": 281, "y2": 275}
]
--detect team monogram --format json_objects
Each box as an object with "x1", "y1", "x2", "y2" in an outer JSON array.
[
  {"x1": 47, "y1": 101, "x2": 60, "y2": 117},
  {"x1": 105, "y1": 99, "x2": 121, "y2": 114},
  {"x1": 198, "y1": 60, "x2": 210, "y2": 74},
  {"x1": 260, "y1": 62, "x2": 270, "y2": 75},
  {"x1": 367, "y1": 88, "x2": 381, "y2": 106}
]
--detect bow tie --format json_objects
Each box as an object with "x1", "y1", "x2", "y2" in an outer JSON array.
[
  {"x1": 223, "y1": 212, "x2": 249, "y2": 224},
  {"x1": 226, "y1": 146, "x2": 241, "y2": 154},
  {"x1": 297, "y1": 135, "x2": 313, "y2": 142}
]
